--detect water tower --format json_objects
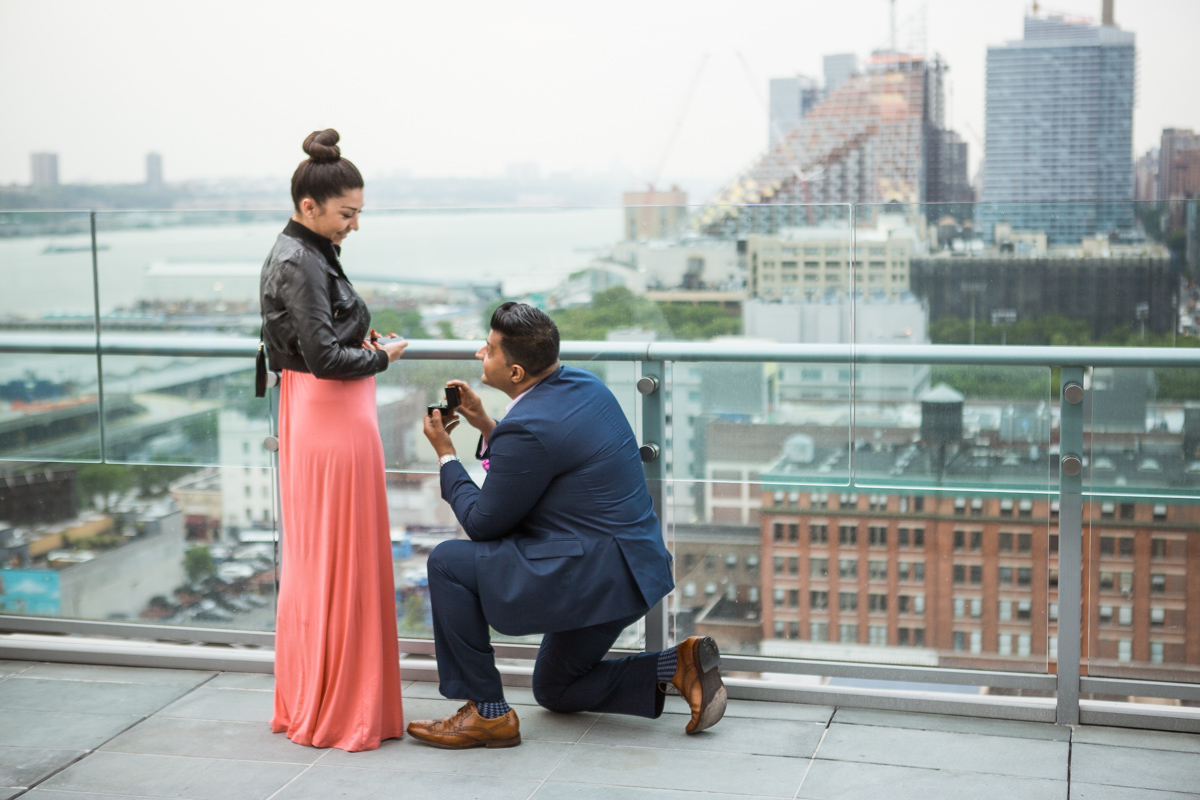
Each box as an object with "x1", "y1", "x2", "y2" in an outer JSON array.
[{"x1": 920, "y1": 383, "x2": 964, "y2": 484}]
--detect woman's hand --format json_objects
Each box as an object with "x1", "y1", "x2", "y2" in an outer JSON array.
[
  {"x1": 364, "y1": 330, "x2": 408, "y2": 363},
  {"x1": 447, "y1": 380, "x2": 495, "y2": 438},
  {"x1": 423, "y1": 409, "x2": 457, "y2": 459}
]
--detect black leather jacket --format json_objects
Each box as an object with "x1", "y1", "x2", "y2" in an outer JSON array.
[{"x1": 259, "y1": 219, "x2": 387, "y2": 378}]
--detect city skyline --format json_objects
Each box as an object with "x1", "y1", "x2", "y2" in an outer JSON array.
[{"x1": 2, "y1": 0, "x2": 1198, "y2": 191}]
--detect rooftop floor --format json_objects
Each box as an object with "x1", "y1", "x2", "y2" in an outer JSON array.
[{"x1": 2, "y1": 658, "x2": 1199, "y2": 800}]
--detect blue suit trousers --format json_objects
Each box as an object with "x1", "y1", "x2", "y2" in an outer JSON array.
[{"x1": 427, "y1": 540, "x2": 667, "y2": 718}]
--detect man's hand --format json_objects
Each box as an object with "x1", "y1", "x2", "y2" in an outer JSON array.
[
  {"x1": 447, "y1": 380, "x2": 496, "y2": 438},
  {"x1": 423, "y1": 409, "x2": 458, "y2": 459}
]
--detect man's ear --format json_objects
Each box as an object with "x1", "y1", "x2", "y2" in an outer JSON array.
[{"x1": 510, "y1": 363, "x2": 526, "y2": 385}]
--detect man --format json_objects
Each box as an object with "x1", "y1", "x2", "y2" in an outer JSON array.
[{"x1": 409, "y1": 302, "x2": 725, "y2": 749}]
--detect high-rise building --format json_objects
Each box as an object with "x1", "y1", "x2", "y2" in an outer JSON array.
[
  {"x1": 978, "y1": 13, "x2": 1136, "y2": 244},
  {"x1": 1135, "y1": 148, "x2": 1159, "y2": 202},
  {"x1": 1158, "y1": 129, "x2": 1200, "y2": 201},
  {"x1": 30, "y1": 153, "x2": 59, "y2": 188},
  {"x1": 823, "y1": 53, "x2": 859, "y2": 95},
  {"x1": 698, "y1": 53, "x2": 970, "y2": 236},
  {"x1": 146, "y1": 152, "x2": 163, "y2": 189},
  {"x1": 768, "y1": 76, "x2": 820, "y2": 147},
  {"x1": 623, "y1": 186, "x2": 688, "y2": 240}
]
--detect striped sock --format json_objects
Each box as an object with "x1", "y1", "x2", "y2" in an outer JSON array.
[
  {"x1": 475, "y1": 699, "x2": 511, "y2": 719},
  {"x1": 657, "y1": 647, "x2": 678, "y2": 682}
]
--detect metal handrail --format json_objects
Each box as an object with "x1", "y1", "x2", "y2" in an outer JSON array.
[{"x1": 3, "y1": 332, "x2": 1199, "y2": 368}]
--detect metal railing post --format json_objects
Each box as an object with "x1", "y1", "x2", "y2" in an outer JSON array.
[
  {"x1": 639, "y1": 359, "x2": 669, "y2": 653},
  {"x1": 1057, "y1": 366, "x2": 1085, "y2": 725},
  {"x1": 89, "y1": 212, "x2": 107, "y2": 460}
]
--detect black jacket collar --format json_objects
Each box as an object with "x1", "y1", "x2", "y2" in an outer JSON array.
[{"x1": 283, "y1": 218, "x2": 342, "y2": 271}]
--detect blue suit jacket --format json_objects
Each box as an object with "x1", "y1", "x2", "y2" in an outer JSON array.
[{"x1": 440, "y1": 365, "x2": 674, "y2": 636}]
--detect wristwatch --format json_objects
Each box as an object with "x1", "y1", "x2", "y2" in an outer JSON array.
[{"x1": 438, "y1": 454, "x2": 461, "y2": 468}]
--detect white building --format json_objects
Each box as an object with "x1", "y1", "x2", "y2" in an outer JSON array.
[
  {"x1": 746, "y1": 222, "x2": 916, "y2": 300},
  {"x1": 217, "y1": 410, "x2": 275, "y2": 532}
]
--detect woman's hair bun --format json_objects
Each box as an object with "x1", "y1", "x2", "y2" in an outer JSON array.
[{"x1": 302, "y1": 129, "x2": 342, "y2": 163}]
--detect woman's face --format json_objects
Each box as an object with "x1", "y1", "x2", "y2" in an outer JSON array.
[{"x1": 301, "y1": 188, "x2": 363, "y2": 245}]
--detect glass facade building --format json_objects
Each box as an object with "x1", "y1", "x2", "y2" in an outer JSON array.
[{"x1": 979, "y1": 16, "x2": 1136, "y2": 245}]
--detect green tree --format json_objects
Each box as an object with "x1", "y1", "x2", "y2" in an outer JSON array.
[
  {"x1": 370, "y1": 308, "x2": 430, "y2": 339},
  {"x1": 183, "y1": 546, "x2": 217, "y2": 585},
  {"x1": 77, "y1": 464, "x2": 133, "y2": 510}
]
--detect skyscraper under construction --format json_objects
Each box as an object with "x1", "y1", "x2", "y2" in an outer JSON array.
[{"x1": 698, "y1": 52, "x2": 970, "y2": 236}]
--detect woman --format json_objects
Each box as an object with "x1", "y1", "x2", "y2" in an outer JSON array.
[{"x1": 260, "y1": 129, "x2": 407, "y2": 751}]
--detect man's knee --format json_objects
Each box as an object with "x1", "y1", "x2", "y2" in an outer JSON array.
[
  {"x1": 532, "y1": 675, "x2": 569, "y2": 713},
  {"x1": 427, "y1": 539, "x2": 472, "y2": 585}
]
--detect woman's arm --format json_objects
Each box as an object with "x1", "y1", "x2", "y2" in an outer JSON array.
[{"x1": 280, "y1": 255, "x2": 388, "y2": 378}]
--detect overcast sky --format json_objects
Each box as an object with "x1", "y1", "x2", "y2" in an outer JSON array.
[{"x1": 2, "y1": 0, "x2": 1197, "y2": 193}]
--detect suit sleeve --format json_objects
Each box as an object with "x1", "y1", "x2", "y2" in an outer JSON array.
[
  {"x1": 280, "y1": 255, "x2": 388, "y2": 378},
  {"x1": 440, "y1": 422, "x2": 555, "y2": 542}
]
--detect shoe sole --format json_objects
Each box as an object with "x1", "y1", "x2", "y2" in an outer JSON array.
[
  {"x1": 408, "y1": 733, "x2": 522, "y2": 749},
  {"x1": 689, "y1": 636, "x2": 727, "y2": 734}
]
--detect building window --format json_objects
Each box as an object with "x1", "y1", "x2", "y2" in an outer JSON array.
[
  {"x1": 868, "y1": 594, "x2": 887, "y2": 612},
  {"x1": 704, "y1": 555, "x2": 716, "y2": 570},
  {"x1": 1099, "y1": 605, "x2": 1114, "y2": 624},
  {"x1": 774, "y1": 589, "x2": 785, "y2": 607},
  {"x1": 1000, "y1": 499, "x2": 1014, "y2": 517},
  {"x1": 788, "y1": 557, "x2": 799, "y2": 575},
  {"x1": 971, "y1": 598, "x2": 983, "y2": 618},
  {"x1": 1099, "y1": 571, "x2": 1114, "y2": 591},
  {"x1": 1018, "y1": 533, "x2": 1032, "y2": 553},
  {"x1": 773, "y1": 523, "x2": 784, "y2": 542},
  {"x1": 898, "y1": 595, "x2": 911, "y2": 613},
  {"x1": 999, "y1": 633, "x2": 1013, "y2": 655},
  {"x1": 971, "y1": 498, "x2": 983, "y2": 516},
  {"x1": 810, "y1": 622, "x2": 829, "y2": 642},
  {"x1": 774, "y1": 621, "x2": 785, "y2": 638},
  {"x1": 869, "y1": 625, "x2": 887, "y2": 646},
  {"x1": 746, "y1": 555, "x2": 759, "y2": 572},
  {"x1": 1118, "y1": 639, "x2": 1132, "y2": 662},
  {"x1": 1118, "y1": 537, "x2": 1134, "y2": 557},
  {"x1": 1101, "y1": 503, "x2": 1115, "y2": 520},
  {"x1": 913, "y1": 594, "x2": 925, "y2": 614},
  {"x1": 1119, "y1": 503, "x2": 1135, "y2": 520},
  {"x1": 970, "y1": 531, "x2": 983, "y2": 551},
  {"x1": 1017, "y1": 634, "x2": 1031, "y2": 657},
  {"x1": 954, "y1": 498, "x2": 966, "y2": 515},
  {"x1": 1151, "y1": 539, "x2": 1167, "y2": 559},
  {"x1": 999, "y1": 532, "x2": 1013, "y2": 552},
  {"x1": 748, "y1": 587, "x2": 759, "y2": 602},
  {"x1": 789, "y1": 590, "x2": 799, "y2": 608},
  {"x1": 774, "y1": 556, "x2": 785, "y2": 575},
  {"x1": 1120, "y1": 572, "x2": 1133, "y2": 593},
  {"x1": 1017, "y1": 600, "x2": 1032, "y2": 622},
  {"x1": 1019, "y1": 500, "x2": 1033, "y2": 518},
  {"x1": 913, "y1": 528, "x2": 925, "y2": 547},
  {"x1": 1150, "y1": 607, "x2": 1166, "y2": 627},
  {"x1": 954, "y1": 530, "x2": 966, "y2": 550},
  {"x1": 839, "y1": 558, "x2": 858, "y2": 578},
  {"x1": 726, "y1": 553, "x2": 738, "y2": 568},
  {"x1": 953, "y1": 598, "x2": 966, "y2": 618},
  {"x1": 810, "y1": 492, "x2": 828, "y2": 510},
  {"x1": 839, "y1": 525, "x2": 858, "y2": 545},
  {"x1": 1150, "y1": 642, "x2": 1164, "y2": 664},
  {"x1": 810, "y1": 524, "x2": 828, "y2": 544},
  {"x1": 1050, "y1": 602, "x2": 1059, "y2": 621},
  {"x1": 1017, "y1": 568, "x2": 1031, "y2": 586},
  {"x1": 705, "y1": 582, "x2": 717, "y2": 596},
  {"x1": 1118, "y1": 606, "x2": 1132, "y2": 626},
  {"x1": 868, "y1": 526, "x2": 887, "y2": 546},
  {"x1": 1049, "y1": 534, "x2": 1059, "y2": 554},
  {"x1": 999, "y1": 600, "x2": 1012, "y2": 621},
  {"x1": 868, "y1": 560, "x2": 887, "y2": 580},
  {"x1": 839, "y1": 493, "x2": 858, "y2": 509},
  {"x1": 912, "y1": 562, "x2": 925, "y2": 581},
  {"x1": 683, "y1": 582, "x2": 696, "y2": 597},
  {"x1": 788, "y1": 524, "x2": 799, "y2": 542},
  {"x1": 839, "y1": 624, "x2": 858, "y2": 643},
  {"x1": 1049, "y1": 635, "x2": 1058, "y2": 660},
  {"x1": 953, "y1": 631, "x2": 967, "y2": 651},
  {"x1": 953, "y1": 565, "x2": 966, "y2": 584},
  {"x1": 1153, "y1": 504, "x2": 1167, "y2": 522},
  {"x1": 999, "y1": 567, "x2": 1013, "y2": 585},
  {"x1": 810, "y1": 590, "x2": 829, "y2": 610},
  {"x1": 869, "y1": 495, "x2": 888, "y2": 511},
  {"x1": 1151, "y1": 574, "x2": 1166, "y2": 593},
  {"x1": 970, "y1": 566, "x2": 983, "y2": 585},
  {"x1": 1100, "y1": 537, "x2": 1115, "y2": 555},
  {"x1": 839, "y1": 592, "x2": 858, "y2": 611},
  {"x1": 811, "y1": 558, "x2": 828, "y2": 578},
  {"x1": 788, "y1": 621, "x2": 800, "y2": 639}
]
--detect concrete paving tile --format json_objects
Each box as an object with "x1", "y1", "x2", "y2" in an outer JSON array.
[
  {"x1": 534, "y1": 783, "x2": 783, "y2": 800},
  {"x1": 816, "y1": 723, "x2": 1068, "y2": 780},
  {"x1": 0, "y1": 661, "x2": 32, "y2": 677},
  {"x1": 24, "y1": 792, "x2": 182, "y2": 800},
  {"x1": 0, "y1": 708, "x2": 142, "y2": 750},
  {"x1": 1072, "y1": 743, "x2": 1200, "y2": 794},
  {"x1": 0, "y1": 788, "x2": 20, "y2": 800},
  {"x1": 1071, "y1": 784, "x2": 1200, "y2": 800},
  {"x1": 0, "y1": 678, "x2": 191, "y2": 716},
  {"x1": 323, "y1": 737, "x2": 572, "y2": 780},
  {"x1": 41, "y1": 751, "x2": 304, "y2": 799},
  {"x1": 156, "y1": 686, "x2": 275, "y2": 723},
  {"x1": 207, "y1": 672, "x2": 276, "y2": 690},
  {"x1": 1073, "y1": 725, "x2": 1200, "y2": 754},
  {"x1": 101, "y1": 717, "x2": 323, "y2": 764},
  {"x1": 797, "y1": 760, "x2": 1067, "y2": 800},
  {"x1": 273, "y1": 764, "x2": 541, "y2": 800},
  {"x1": 0, "y1": 745, "x2": 84, "y2": 788},
  {"x1": 403, "y1": 697, "x2": 600, "y2": 743},
  {"x1": 19, "y1": 663, "x2": 215, "y2": 686},
  {"x1": 550, "y1": 743, "x2": 809, "y2": 797},
  {"x1": 583, "y1": 713, "x2": 826, "y2": 758},
  {"x1": 662, "y1": 694, "x2": 834, "y2": 723},
  {"x1": 832, "y1": 707, "x2": 1069, "y2": 741}
]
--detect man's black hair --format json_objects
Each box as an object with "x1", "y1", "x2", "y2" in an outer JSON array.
[{"x1": 490, "y1": 302, "x2": 560, "y2": 376}]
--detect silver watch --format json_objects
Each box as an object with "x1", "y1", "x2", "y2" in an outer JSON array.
[{"x1": 438, "y1": 454, "x2": 460, "y2": 468}]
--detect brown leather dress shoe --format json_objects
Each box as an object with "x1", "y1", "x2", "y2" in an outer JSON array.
[
  {"x1": 671, "y1": 635, "x2": 727, "y2": 734},
  {"x1": 406, "y1": 701, "x2": 521, "y2": 749}
]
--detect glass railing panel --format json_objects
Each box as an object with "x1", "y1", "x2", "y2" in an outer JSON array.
[
  {"x1": 0, "y1": 211, "x2": 103, "y2": 462},
  {"x1": 1084, "y1": 366, "x2": 1200, "y2": 686},
  {"x1": 0, "y1": 463, "x2": 277, "y2": 632}
]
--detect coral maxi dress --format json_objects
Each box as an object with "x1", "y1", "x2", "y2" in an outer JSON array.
[{"x1": 262, "y1": 220, "x2": 403, "y2": 751}]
